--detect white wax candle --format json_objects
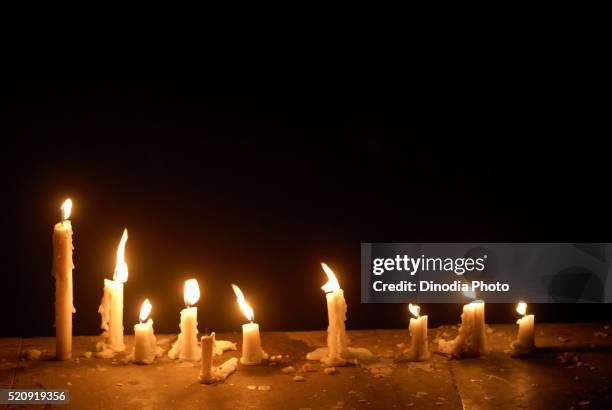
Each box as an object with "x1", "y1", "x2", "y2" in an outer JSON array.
[
  {"x1": 511, "y1": 302, "x2": 535, "y2": 357},
  {"x1": 98, "y1": 229, "x2": 128, "y2": 353},
  {"x1": 52, "y1": 199, "x2": 75, "y2": 361},
  {"x1": 516, "y1": 315, "x2": 535, "y2": 347},
  {"x1": 307, "y1": 263, "x2": 372, "y2": 366},
  {"x1": 199, "y1": 332, "x2": 239, "y2": 384},
  {"x1": 439, "y1": 300, "x2": 487, "y2": 358},
  {"x1": 99, "y1": 279, "x2": 126, "y2": 352},
  {"x1": 325, "y1": 288, "x2": 349, "y2": 363},
  {"x1": 179, "y1": 306, "x2": 200, "y2": 360},
  {"x1": 133, "y1": 318, "x2": 157, "y2": 364},
  {"x1": 406, "y1": 314, "x2": 429, "y2": 361},
  {"x1": 169, "y1": 279, "x2": 202, "y2": 361},
  {"x1": 232, "y1": 284, "x2": 268, "y2": 365},
  {"x1": 168, "y1": 309, "x2": 200, "y2": 361},
  {"x1": 199, "y1": 333, "x2": 215, "y2": 383},
  {"x1": 240, "y1": 322, "x2": 267, "y2": 365}
]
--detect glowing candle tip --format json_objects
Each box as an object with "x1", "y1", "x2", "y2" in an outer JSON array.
[
  {"x1": 184, "y1": 278, "x2": 200, "y2": 307},
  {"x1": 61, "y1": 198, "x2": 72, "y2": 220},
  {"x1": 232, "y1": 284, "x2": 255, "y2": 322},
  {"x1": 113, "y1": 229, "x2": 129, "y2": 283},
  {"x1": 408, "y1": 303, "x2": 420, "y2": 318},
  {"x1": 516, "y1": 301, "x2": 527, "y2": 316},
  {"x1": 321, "y1": 262, "x2": 340, "y2": 293},
  {"x1": 139, "y1": 299, "x2": 152, "y2": 322}
]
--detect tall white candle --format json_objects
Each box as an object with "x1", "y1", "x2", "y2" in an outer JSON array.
[
  {"x1": 307, "y1": 263, "x2": 373, "y2": 366},
  {"x1": 322, "y1": 263, "x2": 348, "y2": 365},
  {"x1": 511, "y1": 301, "x2": 535, "y2": 357},
  {"x1": 232, "y1": 284, "x2": 268, "y2": 365},
  {"x1": 52, "y1": 199, "x2": 75, "y2": 361},
  {"x1": 133, "y1": 299, "x2": 159, "y2": 364},
  {"x1": 439, "y1": 300, "x2": 487, "y2": 358},
  {"x1": 168, "y1": 279, "x2": 201, "y2": 361},
  {"x1": 404, "y1": 303, "x2": 430, "y2": 361},
  {"x1": 98, "y1": 229, "x2": 128, "y2": 353}
]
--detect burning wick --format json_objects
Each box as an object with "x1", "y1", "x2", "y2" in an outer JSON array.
[
  {"x1": 61, "y1": 198, "x2": 72, "y2": 221},
  {"x1": 510, "y1": 301, "x2": 535, "y2": 357},
  {"x1": 184, "y1": 278, "x2": 200, "y2": 308},
  {"x1": 139, "y1": 299, "x2": 152, "y2": 324},
  {"x1": 404, "y1": 303, "x2": 429, "y2": 361},
  {"x1": 516, "y1": 301, "x2": 527, "y2": 316},
  {"x1": 321, "y1": 262, "x2": 340, "y2": 294},
  {"x1": 408, "y1": 303, "x2": 420, "y2": 319}
]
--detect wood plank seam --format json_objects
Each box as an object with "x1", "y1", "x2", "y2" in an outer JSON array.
[{"x1": 10, "y1": 338, "x2": 23, "y2": 389}]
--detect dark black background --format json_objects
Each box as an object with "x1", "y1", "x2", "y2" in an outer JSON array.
[{"x1": 2, "y1": 70, "x2": 610, "y2": 337}]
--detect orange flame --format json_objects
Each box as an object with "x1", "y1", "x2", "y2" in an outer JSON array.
[
  {"x1": 408, "y1": 303, "x2": 420, "y2": 318},
  {"x1": 184, "y1": 278, "x2": 200, "y2": 307},
  {"x1": 61, "y1": 198, "x2": 72, "y2": 220},
  {"x1": 516, "y1": 301, "x2": 527, "y2": 316},
  {"x1": 139, "y1": 299, "x2": 152, "y2": 322},
  {"x1": 113, "y1": 229, "x2": 128, "y2": 283},
  {"x1": 232, "y1": 284, "x2": 255, "y2": 322},
  {"x1": 321, "y1": 262, "x2": 340, "y2": 293}
]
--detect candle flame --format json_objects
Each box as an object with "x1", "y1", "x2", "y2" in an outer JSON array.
[
  {"x1": 408, "y1": 303, "x2": 420, "y2": 318},
  {"x1": 467, "y1": 300, "x2": 485, "y2": 308},
  {"x1": 232, "y1": 284, "x2": 255, "y2": 322},
  {"x1": 516, "y1": 301, "x2": 527, "y2": 316},
  {"x1": 321, "y1": 262, "x2": 340, "y2": 293},
  {"x1": 139, "y1": 299, "x2": 152, "y2": 322},
  {"x1": 463, "y1": 288, "x2": 476, "y2": 299},
  {"x1": 113, "y1": 229, "x2": 128, "y2": 283},
  {"x1": 61, "y1": 198, "x2": 72, "y2": 220},
  {"x1": 184, "y1": 278, "x2": 200, "y2": 307}
]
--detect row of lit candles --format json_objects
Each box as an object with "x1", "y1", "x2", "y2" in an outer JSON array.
[{"x1": 52, "y1": 199, "x2": 536, "y2": 377}]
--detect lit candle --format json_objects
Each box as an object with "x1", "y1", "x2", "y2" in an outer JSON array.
[
  {"x1": 52, "y1": 199, "x2": 75, "y2": 360},
  {"x1": 168, "y1": 279, "x2": 201, "y2": 361},
  {"x1": 404, "y1": 303, "x2": 430, "y2": 361},
  {"x1": 307, "y1": 263, "x2": 373, "y2": 366},
  {"x1": 510, "y1": 301, "x2": 535, "y2": 357},
  {"x1": 199, "y1": 332, "x2": 238, "y2": 384},
  {"x1": 438, "y1": 293, "x2": 487, "y2": 358},
  {"x1": 98, "y1": 229, "x2": 128, "y2": 353},
  {"x1": 133, "y1": 299, "x2": 160, "y2": 364},
  {"x1": 232, "y1": 284, "x2": 268, "y2": 365}
]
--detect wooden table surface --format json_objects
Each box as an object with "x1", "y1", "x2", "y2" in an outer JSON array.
[{"x1": 1, "y1": 324, "x2": 611, "y2": 409}]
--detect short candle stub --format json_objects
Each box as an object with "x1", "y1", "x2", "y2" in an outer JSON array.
[
  {"x1": 510, "y1": 301, "x2": 535, "y2": 357},
  {"x1": 402, "y1": 303, "x2": 430, "y2": 362},
  {"x1": 199, "y1": 333, "x2": 239, "y2": 384},
  {"x1": 438, "y1": 300, "x2": 488, "y2": 359}
]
